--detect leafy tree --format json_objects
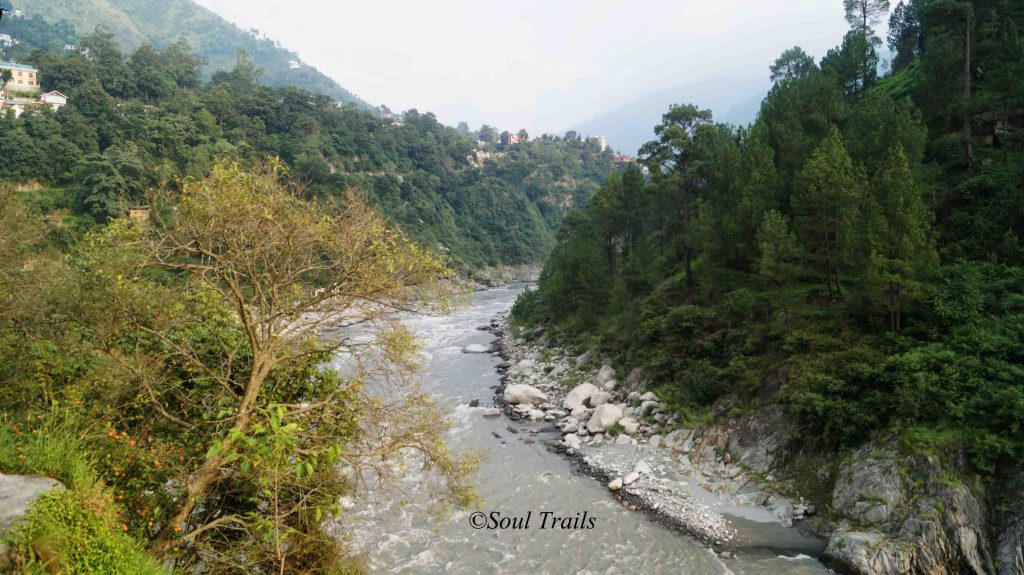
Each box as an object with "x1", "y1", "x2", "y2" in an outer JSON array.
[
  {"x1": 80, "y1": 27, "x2": 135, "y2": 98},
  {"x1": 129, "y1": 44, "x2": 175, "y2": 102},
  {"x1": 91, "y1": 160, "x2": 476, "y2": 565},
  {"x1": 770, "y1": 46, "x2": 817, "y2": 83},
  {"x1": 476, "y1": 124, "x2": 498, "y2": 144}
]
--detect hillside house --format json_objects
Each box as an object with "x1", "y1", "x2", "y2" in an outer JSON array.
[
  {"x1": 0, "y1": 62, "x2": 40, "y2": 94},
  {"x1": 39, "y1": 91, "x2": 68, "y2": 108}
]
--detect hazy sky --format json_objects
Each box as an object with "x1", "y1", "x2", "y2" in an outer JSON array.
[{"x1": 193, "y1": 1, "x2": 857, "y2": 135}]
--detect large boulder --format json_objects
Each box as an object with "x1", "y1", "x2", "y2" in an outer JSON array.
[
  {"x1": 587, "y1": 404, "x2": 624, "y2": 433},
  {"x1": 0, "y1": 474, "x2": 64, "y2": 535},
  {"x1": 825, "y1": 528, "x2": 915, "y2": 575},
  {"x1": 503, "y1": 384, "x2": 547, "y2": 406},
  {"x1": 588, "y1": 391, "x2": 612, "y2": 407},
  {"x1": 595, "y1": 365, "x2": 616, "y2": 386},
  {"x1": 564, "y1": 383, "x2": 599, "y2": 410}
]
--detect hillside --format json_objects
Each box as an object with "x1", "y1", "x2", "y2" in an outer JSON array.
[
  {"x1": 8, "y1": 0, "x2": 368, "y2": 107},
  {"x1": 0, "y1": 15, "x2": 612, "y2": 271},
  {"x1": 516, "y1": 2, "x2": 1024, "y2": 573}
]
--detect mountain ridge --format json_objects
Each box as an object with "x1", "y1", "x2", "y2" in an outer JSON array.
[{"x1": 9, "y1": 0, "x2": 370, "y2": 107}]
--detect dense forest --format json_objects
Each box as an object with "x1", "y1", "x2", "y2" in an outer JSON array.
[
  {"x1": 0, "y1": 21, "x2": 614, "y2": 270},
  {"x1": 515, "y1": 0, "x2": 1024, "y2": 476}
]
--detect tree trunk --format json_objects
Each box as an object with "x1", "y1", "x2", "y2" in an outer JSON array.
[
  {"x1": 151, "y1": 355, "x2": 272, "y2": 557},
  {"x1": 963, "y1": 11, "x2": 974, "y2": 170}
]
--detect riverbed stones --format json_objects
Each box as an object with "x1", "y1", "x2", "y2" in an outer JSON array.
[
  {"x1": 482, "y1": 408, "x2": 501, "y2": 417},
  {"x1": 503, "y1": 384, "x2": 547, "y2": 405},
  {"x1": 602, "y1": 379, "x2": 617, "y2": 392},
  {"x1": 587, "y1": 404, "x2": 624, "y2": 433},
  {"x1": 595, "y1": 365, "x2": 616, "y2": 386},
  {"x1": 624, "y1": 471, "x2": 641, "y2": 485},
  {"x1": 564, "y1": 434, "x2": 582, "y2": 450},
  {"x1": 463, "y1": 344, "x2": 490, "y2": 353},
  {"x1": 588, "y1": 391, "x2": 612, "y2": 407},
  {"x1": 649, "y1": 434, "x2": 662, "y2": 448},
  {"x1": 615, "y1": 434, "x2": 633, "y2": 445},
  {"x1": 638, "y1": 400, "x2": 659, "y2": 417},
  {"x1": 608, "y1": 477, "x2": 623, "y2": 491},
  {"x1": 570, "y1": 405, "x2": 590, "y2": 419},
  {"x1": 619, "y1": 417, "x2": 639, "y2": 436},
  {"x1": 639, "y1": 391, "x2": 659, "y2": 402},
  {"x1": 564, "y1": 382, "x2": 599, "y2": 410}
]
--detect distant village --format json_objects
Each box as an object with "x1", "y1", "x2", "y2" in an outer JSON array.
[{"x1": 0, "y1": 61, "x2": 70, "y2": 116}]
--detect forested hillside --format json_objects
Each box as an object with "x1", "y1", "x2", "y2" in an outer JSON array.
[
  {"x1": 516, "y1": 0, "x2": 1023, "y2": 527},
  {"x1": 6, "y1": 0, "x2": 367, "y2": 106},
  {"x1": 0, "y1": 23, "x2": 613, "y2": 270}
]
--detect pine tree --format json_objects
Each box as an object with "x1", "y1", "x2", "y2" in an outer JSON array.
[
  {"x1": 793, "y1": 128, "x2": 862, "y2": 300},
  {"x1": 864, "y1": 146, "x2": 936, "y2": 332}
]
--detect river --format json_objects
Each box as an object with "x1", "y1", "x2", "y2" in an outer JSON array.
[{"x1": 341, "y1": 285, "x2": 834, "y2": 574}]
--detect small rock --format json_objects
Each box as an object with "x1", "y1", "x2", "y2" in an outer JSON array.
[
  {"x1": 463, "y1": 344, "x2": 490, "y2": 353},
  {"x1": 623, "y1": 471, "x2": 640, "y2": 485},
  {"x1": 482, "y1": 408, "x2": 501, "y2": 417},
  {"x1": 608, "y1": 477, "x2": 623, "y2": 491},
  {"x1": 615, "y1": 434, "x2": 633, "y2": 445}
]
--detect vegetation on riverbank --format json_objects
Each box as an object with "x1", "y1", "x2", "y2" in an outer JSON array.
[{"x1": 514, "y1": 0, "x2": 1024, "y2": 473}]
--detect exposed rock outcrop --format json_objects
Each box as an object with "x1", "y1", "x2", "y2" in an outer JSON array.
[{"x1": 824, "y1": 445, "x2": 995, "y2": 575}]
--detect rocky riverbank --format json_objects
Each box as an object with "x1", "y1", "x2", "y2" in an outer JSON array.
[
  {"x1": 466, "y1": 310, "x2": 1024, "y2": 575},
  {"x1": 467, "y1": 313, "x2": 821, "y2": 559}
]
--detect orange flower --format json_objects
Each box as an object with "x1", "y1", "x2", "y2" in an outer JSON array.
[
  {"x1": 174, "y1": 526, "x2": 182, "y2": 533},
  {"x1": 129, "y1": 440, "x2": 136, "y2": 447},
  {"x1": 121, "y1": 524, "x2": 128, "y2": 532}
]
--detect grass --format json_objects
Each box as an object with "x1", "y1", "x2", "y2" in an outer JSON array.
[{"x1": 0, "y1": 409, "x2": 169, "y2": 574}]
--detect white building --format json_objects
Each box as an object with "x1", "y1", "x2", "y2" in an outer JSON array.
[{"x1": 39, "y1": 91, "x2": 68, "y2": 108}]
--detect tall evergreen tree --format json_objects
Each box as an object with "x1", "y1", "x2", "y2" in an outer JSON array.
[
  {"x1": 793, "y1": 128, "x2": 862, "y2": 300},
  {"x1": 863, "y1": 146, "x2": 936, "y2": 332}
]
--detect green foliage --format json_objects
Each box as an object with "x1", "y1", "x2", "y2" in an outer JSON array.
[
  {"x1": 0, "y1": 22, "x2": 610, "y2": 270},
  {"x1": 515, "y1": 1, "x2": 1024, "y2": 475},
  {"x1": 0, "y1": 410, "x2": 166, "y2": 574},
  {"x1": 5, "y1": 490, "x2": 167, "y2": 575}
]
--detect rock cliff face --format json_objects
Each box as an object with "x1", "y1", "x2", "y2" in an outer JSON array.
[
  {"x1": 822, "y1": 446, "x2": 996, "y2": 575},
  {"x1": 680, "y1": 392, "x2": 1021, "y2": 575}
]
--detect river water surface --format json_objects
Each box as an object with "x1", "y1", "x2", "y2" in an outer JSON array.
[{"x1": 342, "y1": 285, "x2": 833, "y2": 575}]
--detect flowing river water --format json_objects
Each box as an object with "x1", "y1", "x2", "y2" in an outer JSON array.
[{"x1": 340, "y1": 285, "x2": 834, "y2": 575}]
